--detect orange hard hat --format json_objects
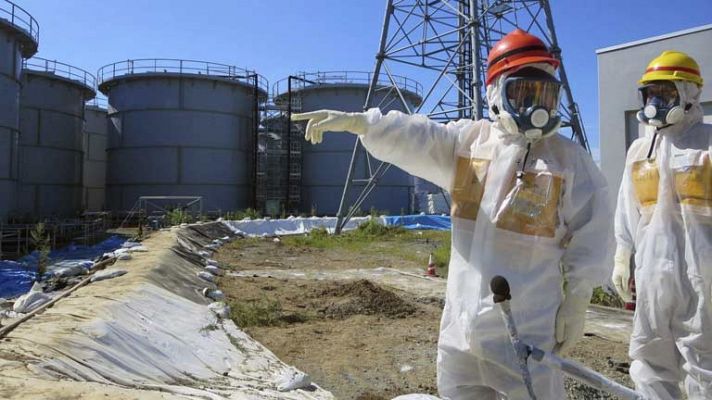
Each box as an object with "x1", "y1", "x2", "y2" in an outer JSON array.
[{"x1": 486, "y1": 29, "x2": 560, "y2": 86}]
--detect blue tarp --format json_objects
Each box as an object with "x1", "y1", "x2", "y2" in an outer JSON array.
[
  {"x1": 382, "y1": 215, "x2": 451, "y2": 231},
  {"x1": 0, "y1": 235, "x2": 126, "y2": 299},
  {"x1": 0, "y1": 261, "x2": 37, "y2": 299}
]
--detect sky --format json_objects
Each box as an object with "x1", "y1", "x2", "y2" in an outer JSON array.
[{"x1": 14, "y1": 0, "x2": 712, "y2": 159}]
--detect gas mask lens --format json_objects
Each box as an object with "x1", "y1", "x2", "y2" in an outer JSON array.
[
  {"x1": 637, "y1": 81, "x2": 683, "y2": 126},
  {"x1": 505, "y1": 79, "x2": 562, "y2": 114},
  {"x1": 638, "y1": 82, "x2": 678, "y2": 108}
]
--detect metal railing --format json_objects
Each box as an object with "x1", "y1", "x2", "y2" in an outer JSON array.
[
  {"x1": 272, "y1": 71, "x2": 423, "y2": 99},
  {"x1": 97, "y1": 58, "x2": 268, "y2": 93},
  {"x1": 86, "y1": 94, "x2": 108, "y2": 109},
  {"x1": 23, "y1": 57, "x2": 96, "y2": 90},
  {"x1": 0, "y1": 0, "x2": 39, "y2": 44}
]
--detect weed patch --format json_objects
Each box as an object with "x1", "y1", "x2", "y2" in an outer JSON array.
[
  {"x1": 229, "y1": 297, "x2": 283, "y2": 327},
  {"x1": 229, "y1": 297, "x2": 311, "y2": 328},
  {"x1": 199, "y1": 323, "x2": 219, "y2": 333},
  {"x1": 590, "y1": 286, "x2": 625, "y2": 308}
]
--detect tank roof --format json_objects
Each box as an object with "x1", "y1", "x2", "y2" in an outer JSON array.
[
  {"x1": 23, "y1": 57, "x2": 96, "y2": 99},
  {"x1": 97, "y1": 58, "x2": 268, "y2": 98},
  {"x1": 0, "y1": 0, "x2": 39, "y2": 57},
  {"x1": 273, "y1": 71, "x2": 423, "y2": 107}
]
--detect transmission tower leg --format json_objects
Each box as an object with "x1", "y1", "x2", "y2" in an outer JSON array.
[
  {"x1": 540, "y1": 0, "x2": 589, "y2": 152},
  {"x1": 469, "y1": 0, "x2": 484, "y2": 120},
  {"x1": 335, "y1": 0, "x2": 394, "y2": 235},
  {"x1": 334, "y1": 140, "x2": 361, "y2": 234}
]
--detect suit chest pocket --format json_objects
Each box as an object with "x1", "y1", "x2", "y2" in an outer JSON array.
[
  {"x1": 451, "y1": 156, "x2": 490, "y2": 221},
  {"x1": 631, "y1": 159, "x2": 660, "y2": 208},
  {"x1": 494, "y1": 170, "x2": 564, "y2": 238},
  {"x1": 673, "y1": 151, "x2": 711, "y2": 209}
]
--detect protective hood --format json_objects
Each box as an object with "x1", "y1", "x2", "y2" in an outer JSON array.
[
  {"x1": 486, "y1": 63, "x2": 560, "y2": 143},
  {"x1": 640, "y1": 80, "x2": 704, "y2": 137}
]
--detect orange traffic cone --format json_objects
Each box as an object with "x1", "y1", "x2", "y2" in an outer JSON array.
[{"x1": 424, "y1": 253, "x2": 438, "y2": 277}]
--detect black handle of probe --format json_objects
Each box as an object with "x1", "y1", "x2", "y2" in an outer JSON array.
[{"x1": 490, "y1": 275, "x2": 512, "y2": 304}]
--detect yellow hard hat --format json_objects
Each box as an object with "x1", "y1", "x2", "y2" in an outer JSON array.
[{"x1": 639, "y1": 51, "x2": 703, "y2": 86}]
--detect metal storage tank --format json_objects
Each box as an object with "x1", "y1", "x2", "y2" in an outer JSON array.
[
  {"x1": 275, "y1": 72, "x2": 422, "y2": 215},
  {"x1": 18, "y1": 58, "x2": 96, "y2": 218},
  {"x1": 0, "y1": 1, "x2": 38, "y2": 220},
  {"x1": 83, "y1": 96, "x2": 108, "y2": 211},
  {"x1": 98, "y1": 59, "x2": 268, "y2": 213}
]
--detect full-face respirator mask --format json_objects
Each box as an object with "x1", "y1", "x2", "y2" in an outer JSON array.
[
  {"x1": 492, "y1": 67, "x2": 562, "y2": 141},
  {"x1": 636, "y1": 81, "x2": 690, "y2": 128}
]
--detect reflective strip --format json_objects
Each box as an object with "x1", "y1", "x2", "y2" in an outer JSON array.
[
  {"x1": 646, "y1": 65, "x2": 701, "y2": 77},
  {"x1": 488, "y1": 44, "x2": 549, "y2": 66}
]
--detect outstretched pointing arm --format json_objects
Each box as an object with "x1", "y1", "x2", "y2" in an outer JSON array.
[{"x1": 292, "y1": 108, "x2": 475, "y2": 190}]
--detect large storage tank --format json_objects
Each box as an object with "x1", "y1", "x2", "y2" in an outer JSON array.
[
  {"x1": 18, "y1": 58, "x2": 96, "y2": 218},
  {"x1": 0, "y1": 1, "x2": 38, "y2": 220},
  {"x1": 83, "y1": 96, "x2": 108, "y2": 211},
  {"x1": 275, "y1": 72, "x2": 422, "y2": 215},
  {"x1": 98, "y1": 59, "x2": 268, "y2": 213}
]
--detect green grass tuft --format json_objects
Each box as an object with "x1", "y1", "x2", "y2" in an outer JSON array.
[
  {"x1": 590, "y1": 286, "x2": 625, "y2": 308},
  {"x1": 229, "y1": 297, "x2": 283, "y2": 328},
  {"x1": 431, "y1": 235, "x2": 451, "y2": 277},
  {"x1": 225, "y1": 208, "x2": 262, "y2": 220}
]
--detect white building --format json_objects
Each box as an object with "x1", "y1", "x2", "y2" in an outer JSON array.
[{"x1": 597, "y1": 24, "x2": 712, "y2": 206}]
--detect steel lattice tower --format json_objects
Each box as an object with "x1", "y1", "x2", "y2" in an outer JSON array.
[{"x1": 335, "y1": 0, "x2": 589, "y2": 233}]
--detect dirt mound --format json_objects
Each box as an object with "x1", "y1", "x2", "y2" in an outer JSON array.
[{"x1": 318, "y1": 279, "x2": 417, "y2": 319}]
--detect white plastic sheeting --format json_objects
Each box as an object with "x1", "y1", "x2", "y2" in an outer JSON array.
[
  {"x1": 0, "y1": 226, "x2": 333, "y2": 399},
  {"x1": 29, "y1": 284, "x2": 322, "y2": 399},
  {"x1": 221, "y1": 216, "x2": 373, "y2": 237}
]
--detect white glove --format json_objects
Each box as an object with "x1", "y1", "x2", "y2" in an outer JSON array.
[
  {"x1": 611, "y1": 246, "x2": 633, "y2": 303},
  {"x1": 554, "y1": 286, "x2": 591, "y2": 355},
  {"x1": 290, "y1": 109, "x2": 369, "y2": 144}
]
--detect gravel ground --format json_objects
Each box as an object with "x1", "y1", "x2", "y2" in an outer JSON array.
[{"x1": 217, "y1": 235, "x2": 637, "y2": 399}]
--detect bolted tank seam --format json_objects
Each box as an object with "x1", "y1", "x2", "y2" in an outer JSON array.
[
  {"x1": 106, "y1": 183, "x2": 253, "y2": 188},
  {"x1": 106, "y1": 145, "x2": 250, "y2": 151},
  {"x1": 21, "y1": 70, "x2": 96, "y2": 98},
  {"x1": 105, "y1": 107, "x2": 256, "y2": 118},
  {"x1": 19, "y1": 144, "x2": 83, "y2": 153},
  {"x1": 20, "y1": 105, "x2": 87, "y2": 120}
]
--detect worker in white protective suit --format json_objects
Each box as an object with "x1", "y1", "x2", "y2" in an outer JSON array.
[
  {"x1": 612, "y1": 50, "x2": 712, "y2": 400},
  {"x1": 293, "y1": 29, "x2": 612, "y2": 399}
]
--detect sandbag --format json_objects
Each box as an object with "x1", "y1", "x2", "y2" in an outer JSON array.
[
  {"x1": 13, "y1": 282, "x2": 51, "y2": 313},
  {"x1": 90, "y1": 269, "x2": 128, "y2": 283}
]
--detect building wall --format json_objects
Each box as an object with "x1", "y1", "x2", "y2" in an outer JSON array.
[{"x1": 597, "y1": 25, "x2": 712, "y2": 207}]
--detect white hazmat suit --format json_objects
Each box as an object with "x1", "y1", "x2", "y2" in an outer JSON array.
[
  {"x1": 295, "y1": 65, "x2": 613, "y2": 399},
  {"x1": 615, "y1": 80, "x2": 712, "y2": 400}
]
